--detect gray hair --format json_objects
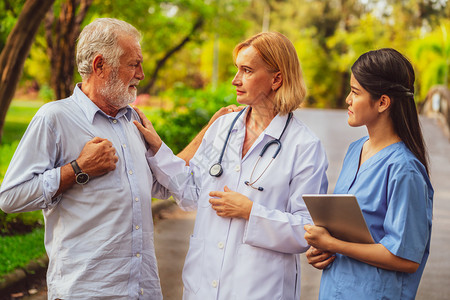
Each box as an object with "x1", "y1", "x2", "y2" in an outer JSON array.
[{"x1": 76, "y1": 18, "x2": 141, "y2": 80}]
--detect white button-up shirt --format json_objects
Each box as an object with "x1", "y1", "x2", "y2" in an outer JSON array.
[
  {"x1": 148, "y1": 109, "x2": 328, "y2": 300},
  {"x1": 0, "y1": 85, "x2": 168, "y2": 299}
]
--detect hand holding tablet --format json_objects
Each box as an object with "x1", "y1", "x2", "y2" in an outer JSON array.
[{"x1": 302, "y1": 194, "x2": 374, "y2": 244}]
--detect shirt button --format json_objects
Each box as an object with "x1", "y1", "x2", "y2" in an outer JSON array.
[
  {"x1": 218, "y1": 242, "x2": 224, "y2": 249},
  {"x1": 212, "y1": 280, "x2": 218, "y2": 288},
  {"x1": 136, "y1": 253, "x2": 140, "y2": 258},
  {"x1": 135, "y1": 197, "x2": 139, "y2": 202},
  {"x1": 140, "y1": 288, "x2": 144, "y2": 295},
  {"x1": 135, "y1": 225, "x2": 140, "y2": 230},
  {"x1": 112, "y1": 119, "x2": 118, "y2": 124},
  {"x1": 122, "y1": 144, "x2": 127, "y2": 148},
  {"x1": 234, "y1": 165, "x2": 240, "y2": 172},
  {"x1": 128, "y1": 170, "x2": 133, "y2": 175}
]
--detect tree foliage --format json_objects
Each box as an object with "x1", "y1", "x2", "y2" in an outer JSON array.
[
  {"x1": 1, "y1": 0, "x2": 449, "y2": 132},
  {"x1": 45, "y1": 0, "x2": 94, "y2": 100},
  {"x1": 0, "y1": 1, "x2": 24, "y2": 48},
  {"x1": 0, "y1": 0, "x2": 55, "y2": 143},
  {"x1": 76, "y1": 0, "x2": 249, "y2": 95},
  {"x1": 411, "y1": 20, "x2": 450, "y2": 100},
  {"x1": 245, "y1": 0, "x2": 449, "y2": 107}
]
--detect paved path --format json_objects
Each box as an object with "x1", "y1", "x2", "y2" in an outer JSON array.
[
  {"x1": 154, "y1": 206, "x2": 196, "y2": 299},
  {"x1": 15, "y1": 108, "x2": 450, "y2": 299}
]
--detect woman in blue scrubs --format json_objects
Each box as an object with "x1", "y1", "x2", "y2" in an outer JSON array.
[{"x1": 304, "y1": 48, "x2": 433, "y2": 299}]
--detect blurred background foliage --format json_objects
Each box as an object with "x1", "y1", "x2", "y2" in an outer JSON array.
[
  {"x1": 2, "y1": 0, "x2": 448, "y2": 109},
  {"x1": 0, "y1": 0, "x2": 450, "y2": 235}
]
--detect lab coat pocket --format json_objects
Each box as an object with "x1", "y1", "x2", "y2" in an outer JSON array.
[
  {"x1": 182, "y1": 235, "x2": 205, "y2": 294},
  {"x1": 233, "y1": 244, "x2": 284, "y2": 300}
]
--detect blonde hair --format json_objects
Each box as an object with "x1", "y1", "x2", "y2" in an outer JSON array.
[
  {"x1": 233, "y1": 32, "x2": 306, "y2": 115},
  {"x1": 76, "y1": 18, "x2": 141, "y2": 80}
]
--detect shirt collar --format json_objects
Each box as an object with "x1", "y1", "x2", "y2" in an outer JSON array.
[
  {"x1": 233, "y1": 106, "x2": 249, "y2": 132},
  {"x1": 73, "y1": 83, "x2": 133, "y2": 123},
  {"x1": 234, "y1": 107, "x2": 291, "y2": 139},
  {"x1": 264, "y1": 113, "x2": 291, "y2": 139}
]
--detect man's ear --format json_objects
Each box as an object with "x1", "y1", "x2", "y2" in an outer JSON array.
[
  {"x1": 272, "y1": 71, "x2": 282, "y2": 91},
  {"x1": 378, "y1": 94, "x2": 391, "y2": 113},
  {"x1": 92, "y1": 55, "x2": 105, "y2": 77}
]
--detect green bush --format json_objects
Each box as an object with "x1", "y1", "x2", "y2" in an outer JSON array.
[
  {"x1": 38, "y1": 85, "x2": 55, "y2": 102},
  {"x1": 151, "y1": 83, "x2": 237, "y2": 153},
  {"x1": 0, "y1": 210, "x2": 44, "y2": 236}
]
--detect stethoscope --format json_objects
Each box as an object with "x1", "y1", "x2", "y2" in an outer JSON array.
[{"x1": 209, "y1": 108, "x2": 293, "y2": 191}]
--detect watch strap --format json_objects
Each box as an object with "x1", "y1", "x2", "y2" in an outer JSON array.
[{"x1": 70, "y1": 160, "x2": 82, "y2": 175}]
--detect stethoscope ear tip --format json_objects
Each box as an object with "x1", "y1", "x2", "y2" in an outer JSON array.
[{"x1": 245, "y1": 181, "x2": 263, "y2": 191}]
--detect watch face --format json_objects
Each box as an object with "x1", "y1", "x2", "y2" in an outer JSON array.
[{"x1": 76, "y1": 173, "x2": 89, "y2": 184}]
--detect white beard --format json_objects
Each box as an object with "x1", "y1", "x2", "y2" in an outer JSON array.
[{"x1": 98, "y1": 69, "x2": 137, "y2": 108}]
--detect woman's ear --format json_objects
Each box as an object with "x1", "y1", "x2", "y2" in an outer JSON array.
[
  {"x1": 92, "y1": 55, "x2": 105, "y2": 77},
  {"x1": 378, "y1": 95, "x2": 391, "y2": 113},
  {"x1": 272, "y1": 71, "x2": 282, "y2": 91}
]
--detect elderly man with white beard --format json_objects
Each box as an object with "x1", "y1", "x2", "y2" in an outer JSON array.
[{"x1": 0, "y1": 18, "x2": 211, "y2": 299}]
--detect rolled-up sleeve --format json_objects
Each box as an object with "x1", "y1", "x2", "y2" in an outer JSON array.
[{"x1": 0, "y1": 114, "x2": 62, "y2": 213}]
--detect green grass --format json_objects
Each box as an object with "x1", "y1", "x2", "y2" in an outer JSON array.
[
  {"x1": 0, "y1": 100, "x2": 46, "y2": 278},
  {"x1": 0, "y1": 227, "x2": 45, "y2": 277},
  {"x1": 0, "y1": 100, "x2": 43, "y2": 181},
  {"x1": 2, "y1": 100, "x2": 43, "y2": 145},
  {"x1": 0, "y1": 141, "x2": 19, "y2": 182}
]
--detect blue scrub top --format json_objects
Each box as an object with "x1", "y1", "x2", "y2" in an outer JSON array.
[{"x1": 319, "y1": 137, "x2": 433, "y2": 300}]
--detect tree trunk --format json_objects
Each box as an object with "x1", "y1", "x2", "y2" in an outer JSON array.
[
  {"x1": 140, "y1": 17, "x2": 204, "y2": 95},
  {"x1": 45, "y1": 0, "x2": 93, "y2": 100},
  {"x1": 0, "y1": 0, "x2": 56, "y2": 143},
  {"x1": 336, "y1": 70, "x2": 349, "y2": 108}
]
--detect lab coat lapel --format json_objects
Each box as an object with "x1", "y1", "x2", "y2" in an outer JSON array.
[{"x1": 240, "y1": 113, "x2": 287, "y2": 162}]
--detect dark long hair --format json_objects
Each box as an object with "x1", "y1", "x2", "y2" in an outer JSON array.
[{"x1": 351, "y1": 48, "x2": 429, "y2": 175}]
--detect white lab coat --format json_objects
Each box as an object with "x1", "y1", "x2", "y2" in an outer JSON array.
[{"x1": 147, "y1": 109, "x2": 328, "y2": 300}]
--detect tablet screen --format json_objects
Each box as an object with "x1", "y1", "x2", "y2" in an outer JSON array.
[{"x1": 302, "y1": 194, "x2": 374, "y2": 244}]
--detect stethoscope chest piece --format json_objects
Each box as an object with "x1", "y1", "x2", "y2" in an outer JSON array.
[{"x1": 209, "y1": 163, "x2": 223, "y2": 177}]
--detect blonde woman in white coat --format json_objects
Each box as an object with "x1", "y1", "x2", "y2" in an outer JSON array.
[{"x1": 134, "y1": 32, "x2": 328, "y2": 300}]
